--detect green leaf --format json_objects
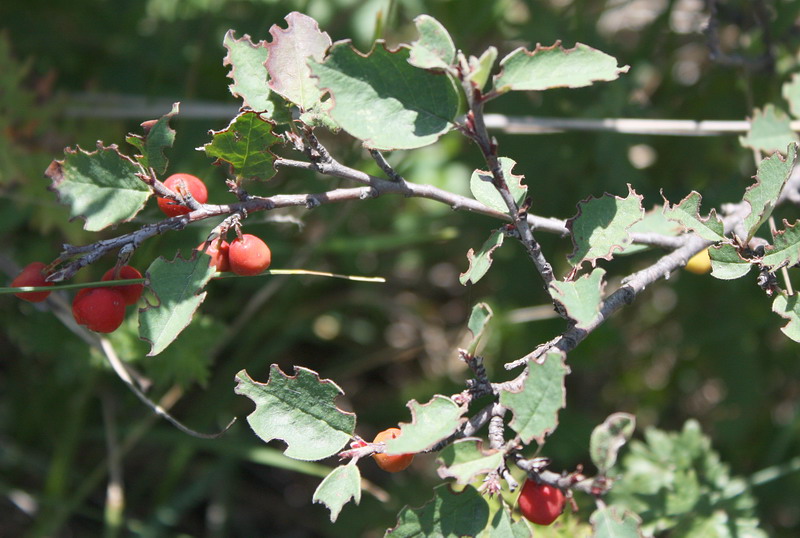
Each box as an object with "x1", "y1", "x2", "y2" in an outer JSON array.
[
  {"x1": 469, "y1": 157, "x2": 527, "y2": 213},
  {"x1": 772, "y1": 294, "x2": 800, "y2": 342},
  {"x1": 709, "y1": 244, "x2": 752, "y2": 280},
  {"x1": 662, "y1": 191, "x2": 725, "y2": 242},
  {"x1": 310, "y1": 41, "x2": 460, "y2": 150},
  {"x1": 590, "y1": 412, "x2": 636, "y2": 474},
  {"x1": 385, "y1": 395, "x2": 465, "y2": 455},
  {"x1": 203, "y1": 111, "x2": 280, "y2": 180},
  {"x1": 742, "y1": 143, "x2": 797, "y2": 240},
  {"x1": 408, "y1": 15, "x2": 456, "y2": 71},
  {"x1": 459, "y1": 229, "x2": 504, "y2": 285},
  {"x1": 266, "y1": 12, "x2": 331, "y2": 112},
  {"x1": 125, "y1": 102, "x2": 178, "y2": 175},
  {"x1": 138, "y1": 252, "x2": 217, "y2": 356},
  {"x1": 467, "y1": 47, "x2": 498, "y2": 91},
  {"x1": 590, "y1": 507, "x2": 643, "y2": 538},
  {"x1": 234, "y1": 365, "x2": 356, "y2": 461},
  {"x1": 478, "y1": 504, "x2": 531, "y2": 538},
  {"x1": 616, "y1": 206, "x2": 684, "y2": 256},
  {"x1": 223, "y1": 30, "x2": 272, "y2": 114},
  {"x1": 567, "y1": 185, "x2": 644, "y2": 268},
  {"x1": 466, "y1": 302, "x2": 493, "y2": 356},
  {"x1": 45, "y1": 143, "x2": 150, "y2": 232},
  {"x1": 435, "y1": 439, "x2": 504, "y2": 485},
  {"x1": 312, "y1": 464, "x2": 361, "y2": 522},
  {"x1": 549, "y1": 267, "x2": 605, "y2": 330},
  {"x1": 739, "y1": 105, "x2": 798, "y2": 154},
  {"x1": 761, "y1": 220, "x2": 800, "y2": 270},
  {"x1": 499, "y1": 350, "x2": 569, "y2": 444},
  {"x1": 494, "y1": 41, "x2": 628, "y2": 93},
  {"x1": 386, "y1": 485, "x2": 490, "y2": 538},
  {"x1": 782, "y1": 73, "x2": 800, "y2": 118}
]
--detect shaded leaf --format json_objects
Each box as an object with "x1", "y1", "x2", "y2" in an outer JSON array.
[
  {"x1": 408, "y1": 15, "x2": 456, "y2": 71},
  {"x1": 739, "y1": 105, "x2": 798, "y2": 154},
  {"x1": 591, "y1": 507, "x2": 643, "y2": 538},
  {"x1": 549, "y1": 267, "x2": 605, "y2": 330},
  {"x1": 782, "y1": 73, "x2": 800, "y2": 119},
  {"x1": 567, "y1": 184, "x2": 644, "y2": 268},
  {"x1": 459, "y1": 229, "x2": 504, "y2": 285},
  {"x1": 478, "y1": 504, "x2": 531, "y2": 538},
  {"x1": 386, "y1": 485, "x2": 490, "y2": 538},
  {"x1": 742, "y1": 143, "x2": 797, "y2": 240},
  {"x1": 466, "y1": 302, "x2": 493, "y2": 356},
  {"x1": 138, "y1": 252, "x2": 216, "y2": 356},
  {"x1": 310, "y1": 41, "x2": 460, "y2": 150},
  {"x1": 125, "y1": 102, "x2": 178, "y2": 175},
  {"x1": 234, "y1": 365, "x2": 356, "y2": 461},
  {"x1": 709, "y1": 243, "x2": 752, "y2": 280},
  {"x1": 772, "y1": 294, "x2": 800, "y2": 342},
  {"x1": 469, "y1": 157, "x2": 527, "y2": 213},
  {"x1": 617, "y1": 206, "x2": 684, "y2": 256},
  {"x1": 385, "y1": 395, "x2": 465, "y2": 455},
  {"x1": 45, "y1": 143, "x2": 150, "y2": 232},
  {"x1": 761, "y1": 220, "x2": 800, "y2": 270},
  {"x1": 203, "y1": 111, "x2": 280, "y2": 180},
  {"x1": 223, "y1": 30, "x2": 272, "y2": 113},
  {"x1": 499, "y1": 350, "x2": 569, "y2": 444},
  {"x1": 590, "y1": 412, "x2": 636, "y2": 474},
  {"x1": 312, "y1": 464, "x2": 361, "y2": 522},
  {"x1": 494, "y1": 41, "x2": 628, "y2": 93},
  {"x1": 435, "y1": 439, "x2": 504, "y2": 485},
  {"x1": 662, "y1": 191, "x2": 725, "y2": 242},
  {"x1": 468, "y1": 47, "x2": 498, "y2": 92}
]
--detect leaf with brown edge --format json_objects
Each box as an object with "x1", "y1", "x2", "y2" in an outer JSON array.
[
  {"x1": 384, "y1": 395, "x2": 466, "y2": 455},
  {"x1": 223, "y1": 30, "x2": 272, "y2": 114},
  {"x1": 459, "y1": 229, "x2": 504, "y2": 285},
  {"x1": 662, "y1": 191, "x2": 725, "y2": 243},
  {"x1": 125, "y1": 102, "x2": 178, "y2": 175},
  {"x1": 436, "y1": 438, "x2": 504, "y2": 485}
]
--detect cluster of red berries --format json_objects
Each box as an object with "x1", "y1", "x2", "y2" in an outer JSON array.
[{"x1": 197, "y1": 233, "x2": 272, "y2": 276}]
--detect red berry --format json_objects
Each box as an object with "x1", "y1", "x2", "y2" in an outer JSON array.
[
  {"x1": 517, "y1": 479, "x2": 566, "y2": 526},
  {"x1": 371, "y1": 428, "x2": 414, "y2": 473},
  {"x1": 228, "y1": 234, "x2": 271, "y2": 276},
  {"x1": 101, "y1": 265, "x2": 144, "y2": 305},
  {"x1": 157, "y1": 173, "x2": 208, "y2": 217},
  {"x1": 197, "y1": 239, "x2": 230, "y2": 272},
  {"x1": 72, "y1": 287, "x2": 126, "y2": 333},
  {"x1": 11, "y1": 262, "x2": 54, "y2": 303}
]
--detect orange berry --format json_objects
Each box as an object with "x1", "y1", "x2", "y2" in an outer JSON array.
[{"x1": 372, "y1": 428, "x2": 414, "y2": 472}]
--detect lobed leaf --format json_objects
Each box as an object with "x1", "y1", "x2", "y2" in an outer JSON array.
[
  {"x1": 616, "y1": 206, "x2": 684, "y2": 256},
  {"x1": 469, "y1": 157, "x2": 527, "y2": 213},
  {"x1": 591, "y1": 507, "x2": 643, "y2": 538},
  {"x1": 385, "y1": 395, "x2": 465, "y2": 455},
  {"x1": 408, "y1": 14, "x2": 457, "y2": 71},
  {"x1": 386, "y1": 485, "x2": 489, "y2": 538},
  {"x1": 567, "y1": 184, "x2": 644, "y2": 268},
  {"x1": 742, "y1": 143, "x2": 797, "y2": 240},
  {"x1": 466, "y1": 302, "x2": 493, "y2": 356},
  {"x1": 459, "y1": 229, "x2": 504, "y2": 285},
  {"x1": 739, "y1": 105, "x2": 798, "y2": 155},
  {"x1": 435, "y1": 439, "x2": 504, "y2": 485},
  {"x1": 138, "y1": 252, "x2": 217, "y2": 356},
  {"x1": 708, "y1": 244, "x2": 752, "y2": 280},
  {"x1": 549, "y1": 267, "x2": 606, "y2": 330},
  {"x1": 662, "y1": 191, "x2": 725, "y2": 243},
  {"x1": 223, "y1": 30, "x2": 272, "y2": 114},
  {"x1": 312, "y1": 464, "x2": 361, "y2": 522},
  {"x1": 477, "y1": 504, "x2": 531, "y2": 538},
  {"x1": 310, "y1": 41, "x2": 461, "y2": 150},
  {"x1": 761, "y1": 220, "x2": 800, "y2": 270},
  {"x1": 590, "y1": 412, "x2": 636, "y2": 474},
  {"x1": 234, "y1": 365, "x2": 356, "y2": 461},
  {"x1": 125, "y1": 102, "x2": 178, "y2": 175},
  {"x1": 202, "y1": 111, "x2": 280, "y2": 180},
  {"x1": 494, "y1": 41, "x2": 628, "y2": 93},
  {"x1": 772, "y1": 294, "x2": 800, "y2": 343},
  {"x1": 499, "y1": 350, "x2": 569, "y2": 444}
]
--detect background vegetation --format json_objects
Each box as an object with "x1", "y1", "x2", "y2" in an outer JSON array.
[{"x1": 2, "y1": 0, "x2": 800, "y2": 536}]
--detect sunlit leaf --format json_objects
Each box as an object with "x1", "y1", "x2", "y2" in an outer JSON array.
[
  {"x1": 435, "y1": 439, "x2": 503, "y2": 485},
  {"x1": 125, "y1": 102, "x2": 178, "y2": 175},
  {"x1": 469, "y1": 157, "x2": 527, "y2": 213},
  {"x1": 468, "y1": 47, "x2": 498, "y2": 91},
  {"x1": 739, "y1": 105, "x2": 798, "y2": 154},
  {"x1": 549, "y1": 267, "x2": 605, "y2": 330},
  {"x1": 662, "y1": 191, "x2": 725, "y2": 243},
  {"x1": 591, "y1": 507, "x2": 643, "y2": 538},
  {"x1": 203, "y1": 111, "x2": 280, "y2": 180},
  {"x1": 385, "y1": 395, "x2": 465, "y2": 455},
  {"x1": 459, "y1": 229, "x2": 504, "y2": 285},
  {"x1": 742, "y1": 143, "x2": 797, "y2": 240},
  {"x1": 408, "y1": 14, "x2": 456, "y2": 71},
  {"x1": 772, "y1": 294, "x2": 800, "y2": 343},
  {"x1": 761, "y1": 220, "x2": 800, "y2": 270},
  {"x1": 312, "y1": 464, "x2": 361, "y2": 522},
  {"x1": 708, "y1": 244, "x2": 752, "y2": 280},
  {"x1": 466, "y1": 302, "x2": 493, "y2": 355},
  {"x1": 590, "y1": 412, "x2": 636, "y2": 474},
  {"x1": 223, "y1": 30, "x2": 272, "y2": 113}
]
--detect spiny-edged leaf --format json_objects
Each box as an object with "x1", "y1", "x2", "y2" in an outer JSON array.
[
  {"x1": 709, "y1": 243, "x2": 752, "y2": 280},
  {"x1": 499, "y1": 350, "x2": 569, "y2": 444},
  {"x1": 386, "y1": 484, "x2": 490, "y2": 538},
  {"x1": 466, "y1": 302, "x2": 493, "y2": 356},
  {"x1": 203, "y1": 111, "x2": 280, "y2": 180},
  {"x1": 469, "y1": 157, "x2": 527, "y2": 212},
  {"x1": 494, "y1": 41, "x2": 628, "y2": 93},
  {"x1": 783, "y1": 73, "x2": 800, "y2": 119},
  {"x1": 408, "y1": 14, "x2": 456, "y2": 71},
  {"x1": 310, "y1": 41, "x2": 460, "y2": 150},
  {"x1": 223, "y1": 30, "x2": 272, "y2": 114},
  {"x1": 762, "y1": 220, "x2": 800, "y2": 270},
  {"x1": 662, "y1": 191, "x2": 725, "y2": 242},
  {"x1": 266, "y1": 12, "x2": 331, "y2": 112},
  {"x1": 739, "y1": 105, "x2": 798, "y2": 154},
  {"x1": 590, "y1": 412, "x2": 636, "y2": 475},
  {"x1": 567, "y1": 184, "x2": 644, "y2": 268},
  {"x1": 478, "y1": 504, "x2": 531, "y2": 538},
  {"x1": 45, "y1": 143, "x2": 150, "y2": 232},
  {"x1": 468, "y1": 47, "x2": 498, "y2": 91},
  {"x1": 138, "y1": 252, "x2": 216, "y2": 356},
  {"x1": 125, "y1": 102, "x2": 178, "y2": 175},
  {"x1": 234, "y1": 365, "x2": 356, "y2": 461},
  {"x1": 385, "y1": 395, "x2": 465, "y2": 455},
  {"x1": 742, "y1": 143, "x2": 797, "y2": 240},
  {"x1": 549, "y1": 267, "x2": 605, "y2": 330},
  {"x1": 591, "y1": 507, "x2": 643, "y2": 538},
  {"x1": 772, "y1": 294, "x2": 800, "y2": 342},
  {"x1": 459, "y1": 229, "x2": 504, "y2": 285},
  {"x1": 435, "y1": 438, "x2": 503, "y2": 485},
  {"x1": 617, "y1": 206, "x2": 684, "y2": 256},
  {"x1": 312, "y1": 464, "x2": 361, "y2": 522}
]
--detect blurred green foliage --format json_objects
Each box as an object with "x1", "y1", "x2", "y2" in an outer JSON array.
[{"x1": 2, "y1": 0, "x2": 800, "y2": 536}]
